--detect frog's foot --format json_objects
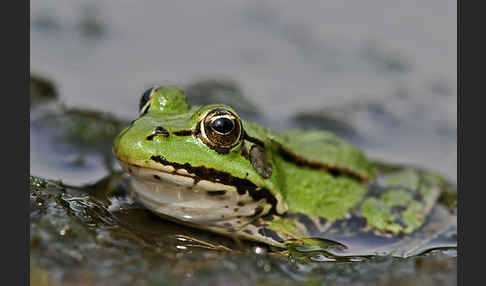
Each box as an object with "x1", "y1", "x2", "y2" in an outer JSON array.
[{"x1": 208, "y1": 212, "x2": 330, "y2": 248}]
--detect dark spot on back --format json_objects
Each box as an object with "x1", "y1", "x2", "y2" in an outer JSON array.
[
  {"x1": 367, "y1": 183, "x2": 386, "y2": 198},
  {"x1": 413, "y1": 191, "x2": 424, "y2": 201},
  {"x1": 153, "y1": 175, "x2": 161, "y2": 180},
  {"x1": 258, "y1": 228, "x2": 284, "y2": 243},
  {"x1": 237, "y1": 202, "x2": 245, "y2": 207},
  {"x1": 391, "y1": 205, "x2": 407, "y2": 214},
  {"x1": 288, "y1": 213, "x2": 318, "y2": 234},
  {"x1": 346, "y1": 216, "x2": 367, "y2": 230},
  {"x1": 319, "y1": 217, "x2": 328, "y2": 226},
  {"x1": 173, "y1": 130, "x2": 192, "y2": 136},
  {"x1": 330, "y1": 219, "x2": 347, "y2": 231},
  {"x1": 394, "y1": 217, "x2": 408, "y2": 228},
  {"x1": 233, "y1": 208, "x2": 239, "y2": 212},
  {"x1": 328, "y1": 168, "x2": 340, "y2": 177}
]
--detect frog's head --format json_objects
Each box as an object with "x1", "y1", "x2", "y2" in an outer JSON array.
[{"x1": 114, "y1": 86, "x2": 286, "y2": 225}]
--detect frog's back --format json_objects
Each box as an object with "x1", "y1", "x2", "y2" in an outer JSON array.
[
  {"x1": 269, "y1": 129, "x2": 377, "y2": 181},
  {"x1": 240, "y1": 124, "x2": 456, "y2": 256}
]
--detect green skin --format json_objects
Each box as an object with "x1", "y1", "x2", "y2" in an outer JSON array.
[{"x1": 113, "y1": 86, "x2": 448, "y2": 249}]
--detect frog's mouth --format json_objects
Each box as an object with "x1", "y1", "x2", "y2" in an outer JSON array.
[{"x1": 116, "y1": 158, "x2": 274, "y2": 224}]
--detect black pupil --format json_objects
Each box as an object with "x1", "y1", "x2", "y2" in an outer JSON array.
[
  {"x1": 139, "y1": 88, "x2": 153, "y2": 112},
  {"x1": 211, "y1": 117, "x2": 234, "y2": 134}
]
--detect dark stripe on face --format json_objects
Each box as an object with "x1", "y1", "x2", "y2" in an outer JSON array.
[
  {"x1": 172, "y1": 130, "x2": 193, "y2": 136},
  {"x1": 278, "y1": 145, "x2": 367, "y2": 182},
  {"x1": 150, "y1": 155, "x2": 278, "y2": 212},
  {"x1": 206, "y1": 190, "x2": 227, "y2": 196},
  {"x1": 243, "y1": 132, "x2": 265, "y2": 148}
]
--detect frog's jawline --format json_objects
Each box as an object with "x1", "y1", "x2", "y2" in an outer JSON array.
[
  {"x1": 149, "y1": 155, "x2": 282, "y2": 213},
  {"x1": 119, "y1": 160, "x2": 273, "y2": 223}
]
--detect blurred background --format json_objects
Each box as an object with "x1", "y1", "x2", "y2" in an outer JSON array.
[{"x1": 30, "y1": 0, "x2": 456, "y2": 183}]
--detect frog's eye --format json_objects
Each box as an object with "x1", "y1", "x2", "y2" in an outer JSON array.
[
  {"x1": 139, "y1": 87, "x2": 156, "y2": 115},
  {"x1": 199, "y1": 108, "x2": 243, "y2": 152}
]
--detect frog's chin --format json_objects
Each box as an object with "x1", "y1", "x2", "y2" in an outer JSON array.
[{"x1": 117, "y1": 160, "x2": 271, "y2": 224}]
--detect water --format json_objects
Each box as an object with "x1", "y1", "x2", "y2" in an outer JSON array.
[{"x1": 30, "y1": 175, "x2": 457, "y2": 285}]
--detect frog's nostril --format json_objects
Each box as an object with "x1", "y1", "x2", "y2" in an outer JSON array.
[{"x1": 146, "y1": 126, "x2": 170, "y2": 141}]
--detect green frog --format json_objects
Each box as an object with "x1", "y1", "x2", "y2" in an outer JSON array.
[{"x1": 113, "y1": 86, "x2": 456, "y2": 257}]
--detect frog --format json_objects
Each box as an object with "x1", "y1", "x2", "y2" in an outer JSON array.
[{"x1": 113, "y1": 86, "x2": 457, "y2": 258}]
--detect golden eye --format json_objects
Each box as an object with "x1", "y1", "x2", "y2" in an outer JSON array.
[{"x1": 199, "y1": 108, "x2": 242, "y2": 152}]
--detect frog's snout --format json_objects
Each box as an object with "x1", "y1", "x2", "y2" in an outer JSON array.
[{"x1": 113, "y1": 123, "x2": 150, "y2": 161}]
